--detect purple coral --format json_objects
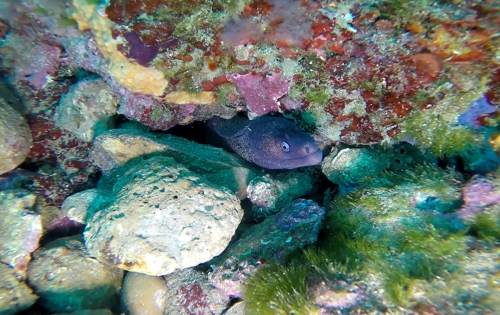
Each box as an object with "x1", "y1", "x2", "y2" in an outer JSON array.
[
  {"x1": 124, "y1": 32, "x2": 177, "y2": 66},
  {"x1": 458, "y1": 96, "x2": 497, "y2": 129},
  {"x1": 228, "y1": 72, "x2": 291, "y2": 116},
  {"x1": 123, "y1": 32, "x2": 159, "y2": 66}
]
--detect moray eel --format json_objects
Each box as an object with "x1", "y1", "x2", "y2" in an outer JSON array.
[{"x1": 208, "y1": 115, "x2": 322, "y2": 169}]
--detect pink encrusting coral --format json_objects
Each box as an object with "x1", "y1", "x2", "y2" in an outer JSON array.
[
  {"x1": 116, "y1": 91, "x2": 193, "y2": 130},
  {"x1": 456, "y1": 175, "x2": 500, "y2": 217},
  {"x1": 228, "y1": 72, "x2": 291, "y2": 117},
  {"x1": 14, "y1": 42, "x2": 61, "y2": 89}
]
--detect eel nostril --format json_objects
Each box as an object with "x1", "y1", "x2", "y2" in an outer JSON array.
[{"x1": 305, "y1": 145, "x2": 310, "y2": 154}]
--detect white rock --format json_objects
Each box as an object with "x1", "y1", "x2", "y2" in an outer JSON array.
[
  {"x1": 120, "y1": 272, "x2": 167, "y2": 315},
  {"x1": 61, "y1": 188, "x2": 109, "y2": 224},
  {"x1": 84, "y1": 156, "x2": 243, "y2": 276}
]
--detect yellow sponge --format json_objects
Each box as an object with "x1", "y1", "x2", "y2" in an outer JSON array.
[{"x1": 71, "y1": 0, "x2": 218, "y2": 105}]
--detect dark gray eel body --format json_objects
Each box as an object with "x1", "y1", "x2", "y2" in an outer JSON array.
[{"x1": 207, "y1": 115, "x2": 323, "y2": 169}]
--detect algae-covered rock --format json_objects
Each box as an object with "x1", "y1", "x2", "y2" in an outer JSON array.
[
  {"x1": 247, "y1": 171, "x2": 315, "y2": 220},
  {"x1": 409, "y1": 247, "x2": 500, "y2": 315},
  {"x1": 321, "y1": 147, "x2": 389, "y2": 185},
  {"x1": 209, "y1": 199, "x2": 325, "y2": 298},
  {"x1": 84, "y1": 156, "x2": 243, "y2": 276},
  {"x1": 90, "y1": 128, "x2": 258, "y2": 199},
  {"x1": 313, "y1": 167, "x2": 466, "y2": 310},
  {"x1": 0, "y1": 263, "x2": 37, "y2": 314},
  {"x1": 0, "y1": 98, "x2": 31, "y2": 175},
  {"x1": 61, "y1": 188, "x2": 110, "y2": 224},
  {"x1": 55, "y1": 78, "x2": 117, "y2": 142},
  {"x1": 27, "y1": 236, "x2": 123, "y2": 314},
  {"x1": 238, "y1": 165, "x2": 475, "y2": 314},
  {"x1": 321, "y1": 143, "x2": 437, "y2": 185}
]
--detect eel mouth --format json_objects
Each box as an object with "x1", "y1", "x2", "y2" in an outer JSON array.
[{"x1": 280, "y1": 148, "x2": 323, "y2": 169}]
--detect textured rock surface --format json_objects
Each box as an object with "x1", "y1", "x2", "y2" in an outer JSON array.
[
  {"x1": 33, "y1": 196, "x2": 83, "y2": 236},
  {"x1": 247, "y1": 171, "x2": 314, "y2": 220},
  {"x1": 61, "y1": 188, "x2": 110, "y2": 224},
  {"x1": 0, "y1": 263, "x2": 37, "y2": 314},
  {"x1": 120, "y1": 272, "x2": 167, "y2": 315},
  {"x1": 90, "y1": 128, "x2": 258, "y2": 199},
  {"x1": 0, "y1": 98, "x2": 32, "y2": 175},
  {"x1": 84, "y1": 156, "x2": 243, "y2": 276},
  {"x1": 224, "y1": 301, "x2": 245, "y2": 315},
  {"x1": 55, "y1": 78, "x2": 118, "y2": 142},
  {"x1": 209, "y1": 199, "x2": 325, "y2": 298},
  {"x1": 322, "y1": 144, "x2": 437, "y2": 186},
  {"x1": 411, "y1": 247, "x2": 500, "y2": 315},
  {"x1": 163, "y1": 268, "x2": 230, "y2": 315},
  {"x1": 27, "y1": 236, "x2": 123, "y2": 313},
  {"x1": 321, "y1": 147, "x2": 389, "y2": 185},
  {"x1": 25, "y1": 108, "x2": 99, "y2": 200},
  {"x1": 0, "y1": 189, "x2": 42, "y2": 274},
  {"x1": 0, "y1": 21, "x2": 71, "y2": 115}
]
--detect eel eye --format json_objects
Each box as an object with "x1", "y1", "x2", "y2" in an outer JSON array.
[{"x1": 281, "y1": 141, "x2": 290, "y2": 152}]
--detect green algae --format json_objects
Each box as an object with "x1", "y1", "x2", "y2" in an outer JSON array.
[
  {"x1": 216, "y1": 54, "x2": 238, "y2": 73},
  {"x1": 469, "y1": 211, "x2": 500, "y2": 243},
  {"x1": 383, "y1": 267, "x2": 414, "y2": 306},
  {"x1": 244, "y1": 263, "x2": 318, "y2": 315},
  {"x1": 217, "y1": 0, "x2": 253, "y2": 17},
  {"x1": 59, "y1": 16, "x2": 77, "y2": 27},
  {"x1": 292, "y1": 53, "x2": 332, "y2": 106},
  {"x1": 320, "y1": 202, "x2": 384, "y2": 272},
  {"x1": 324, "y1": 195, "x2": 467, "y2": 306},
  {"x1": 215, "y1": 82, "x2": 239, "y2": 107},
  {"x1": 393, "y1": 224, "x2": 466, "y2": 279},
  {"x1": 83, "y1": 0, "x2": 102, "y2": 5},
  {"x1": 381, "y1": 0, "x2": 441, "y2": 24},
  {"x1": 34, "y1": 6, "x2": 49, "y2": 15},
  {"x1": 177, "y1": 76, "x2": 203, "y2": 94},
  {"x1": 302, "y1": 247, "x2": 354, "y2": 279},
  {"x1": 305, "y1": 89, "x2": 331, "y2": 107},
  {"x1": 397, "y1": 111, "x2": 479, "y2": 158},
  {"x1": 173, "y1": 9, "x2": 223, "y2": 44},
  {"x1": 150, "y1": 105, "x2": 174, "y2": 123},
  {"x1": 242, "y1": 163, "x2": 471, "y2": 310},
  {"x1": 330, "y1": 183, "x2": 467, "y2": 306}
]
